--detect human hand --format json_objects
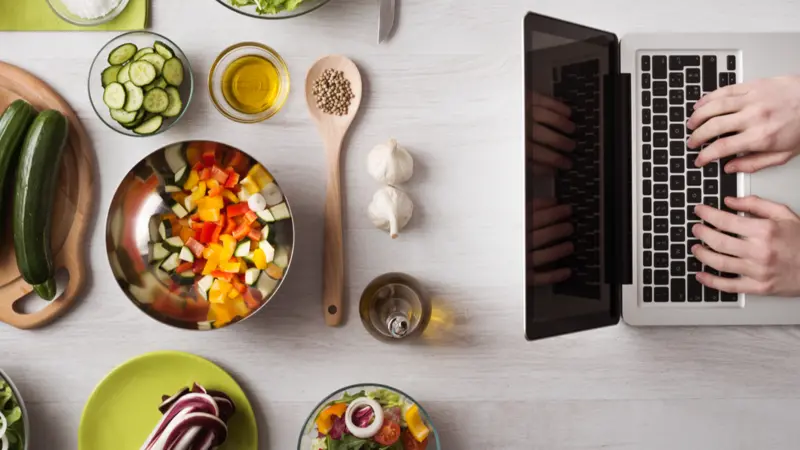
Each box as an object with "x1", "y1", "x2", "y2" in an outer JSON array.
[
  {"x1": 691, "y1": 196, "x2": 800, "y2": 296},
  {"x1": 687, "y1": 76, "x2": 800, "y2": 173},
  {"x1": 527, "y1": 198, "x2": 574, "y2": 286},
  {"x1": 527, "y1": 92, "x2": 576, "y2": 175}
]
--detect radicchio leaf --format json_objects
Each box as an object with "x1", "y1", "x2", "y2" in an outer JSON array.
[
  {"x1": 353, "y1": 406, "x2": 374, "y2": 428},
  {"x1": 329, "y1": 414, "x2": 348, "y2": 440},
  {"x1": 384, "y1": 406, "x2": 402, "y2": 424}
]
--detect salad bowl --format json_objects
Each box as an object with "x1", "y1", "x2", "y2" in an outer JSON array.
[
  {"x1": 216, "y1": 0, "x2": 331, "y2": 19},
  {"x1": 106, "y1": 141, "x2": 295, "y2": 330},
  {"x1": 0, "y1": 370, "x2": 29, "y2": 450},
  {"x1": 299, "y1": 383, "x2": 440, "y2": 450}
]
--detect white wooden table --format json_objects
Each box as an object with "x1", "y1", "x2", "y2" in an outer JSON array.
[{"x1": 3, "y1": 0, "x2": 800, "y2": 448}]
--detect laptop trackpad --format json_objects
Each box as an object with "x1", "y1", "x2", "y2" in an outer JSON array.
[{"x1": 748, "y1": 157, "x2": 800, "y2": 213}]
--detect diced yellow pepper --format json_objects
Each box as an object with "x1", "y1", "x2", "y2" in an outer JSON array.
[
  {"x1": 239, "y1": 260, "x2": 248, "y2": 274},
  {"x1": 210, "y1": 302, "x2": 235, "y2": 325},
  {"x1": 209, "y1": 289, "x2": 226, "y2": 304},
  {"x1": 221, "y1": 189, "x2": 239, "y2": 204},
  {"x1": 228, "y1": 288, "x2": 240, "y2": 299},
  {"x1": 190, "y1": 181, "x2": 207, "y2": 201},
  {"x1": 202, "y1": 255, "x2": 219, "y2": 275},
  {"x1": 231, "y1": 296, "x2": 250, "y2": 317},
  {"x1": 198, "y1": 196, "x2": 224, "y2": 210},
  {"x1": 183, "y1": 170, "x2": 200, "y2": 191},
  {"x1": 220, "y1": 259, "x2": 241, "y2": 273},
  {"x1": 216, "y1": 279, "x2": 232, "y2": 296},
  {"x1": 247, "y1": 164, "x2": 273, "y2": 189},
  {"x1": 219, "y1": 235, "x2": 236, "y2": 262},
  {"x1": 206, "y1": 179, "x2": 221, "y2": 196},
  {"x1": 240, "y1": 175, "x2": 260, "y2": 195},
  {"x1": 202, "y1": 243, "x2": 223, "y2": 259},
  {"x1": 253, "y1": 248, "x2": 267, "y2": 270},
  {"x1": 198, "y1": 208, "x2": 221, "y2": 222}
]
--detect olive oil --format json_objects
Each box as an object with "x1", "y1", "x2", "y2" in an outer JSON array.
[
  {"x1": 221, "y1": 55, "x2": 280, "y2": 114},
  {"x1": 359, "y1": 273, "x2": 431, "y2": 342}
]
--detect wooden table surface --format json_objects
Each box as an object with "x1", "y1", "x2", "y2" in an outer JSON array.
[{"x1": 3, "y1": 0, "x2": 800, "y2": 448}]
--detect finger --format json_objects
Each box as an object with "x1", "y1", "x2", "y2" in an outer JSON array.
[
  {"x1": 694, "y1": 131, "x2": 755, "y2": 166},
  {"x1": 528, "y1": 241, "x2": 574, "y2": 267},
  {"x1": 695, "y1": 272, "x2": 761, "y2": 294},
  {"x1": 531, "y1": 164, "x2": 555, "y2": 176},
  {"x1": 694, "y1": 83, "x2": 751, "y2": 109},
  {"x1": 687, "y1": 114, "x2": 746, "y2": 150},
  {"x1": 532, "y1": 204, "x2": 572, "y2": 229},
  {"x1": 531, "y1": 106, "x2": 576, "y2": 135},
  {"x1": 691, "y1": 244, "x2": 754, "y2": 278},
  {"x1": 687, "y1": 96, "x2": 746, "y2": 130},
  {"x1": 530, "y1": 198, "x2": 557, "y2": 210},
  {"x1": 530, "y1": 92, "x2": 572, "y2": 117},
  {"x1": 694, "y1": 204, "x2": 759, "y2": 235},
  {"x1": 526, "y1": 141, "x2": 572, "y2": 169},
  {"x1": 725, "y1": 195, "x2": 797, "y2": 220},
  {"x1": 531, "y1": 124, "x2": 576, "y2": 152},
  {"x1": 530, "y1": 222, "x2": 574, "y2": 249},
  {"x1": 723, "y1": 151, "x2": 793, "y2": 174},
  {"x1": 692, "y1": 223, "x2": 748, "y2": 257},
  {"x1": 529, "y1": 268, "x2": 572, "y2": 286}
]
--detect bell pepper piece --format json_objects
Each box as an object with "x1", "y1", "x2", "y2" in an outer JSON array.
[
  {"x1": 202, "y1": 255, "x2": 219, "y2": 275},
  {"x1": 211, "y1": 224, "x2": 223, "y2": 243},
  {"x1": 209, "y1": 302, "x2": 235, "y2": 325},
  {"x1": 202, "y1": 145, "x2": 218, "y2": 167},
  {"x1": 247, "y1": 164, "x2": 273, "y2": 189},
  {"x1": 223, "y1": 169, "x2": 240, "y2": 188},
  {"x1": 232, "y1": 276, "x2": 248, "y2": 294},
  {"x1": 226, "y1": 202, "x2": 250, "y2": 218},
  {"x1": 175, "y1": 262, "x2": 194, "y2": 274},
  {"x1": 243, "y1": 290, "x2": 260, "y2": 309},
  {"x1": 211, "y1": 270, "x2": 235, "y2": 281},
  {"x1": 243, "y1": 210, "x2": 258, "y2": 225},
  {"x1": 198, "y1": 208, "x2": 221, "y2": 222},
  {"x1": 185, "y1": 237, "x2": 206, "y2": 257},
  {"x1": 252, "y1": 248, "x2": 267, "y2": 270},
  {"x1": 219, "y1": 234, "x2": 237, "y2": 262},
  {"x1": 247, "y1": 228, "x2": 261, "y2": 241},
  {"x1": 232, "y1": 222, "x2": 251, "y2": 241},
  {"x1": 316, "y1": 403, "x2": 348, "y2": 435},
  {"x1": 199, "y1": 167, "x2": 212, "y2": 181},
  {"x1": 211, "y1": 165, "x2": 229, "y2": 184},
  {"x1": 231, "y1": 297, "x2": 250, "y2": 317},
  {"x1": 178, "y1": 226, "x2": 195, "y2": 244},
  {"x1": 266, "y1": 263, "x2": 284, "y2": 280},
  {"x1": 190, "y1": 181, "x2": 207, "y2": 201},
  {"x1": 221, "y1": 189, "x2": 239, "y2": 204},
  {"x1": 198, "y1": 195, "x2": 224, "y2": 210},
  {"x1": 192, "y1": 258, "x2": 207, "y2": 274},
  {"x1": 223, "y1": 217, "x2": 237, "y2": 235},
  {"x1": 199, "y1": 222, "x2": 217, "y2": 244},
  {"x1": 183, "y1": 170, "x2": 200, "y2": 191},
  {"x1": 220, "y1": 259, "x2": 241, "y2": 273},
  {"x1": 239, "y1": 175, "x2": 260, "y2": 195},
  {"x1": 192, "y1": 161, "x2": 205, "y2": 173},
  {"x1": 172, "y1": 191, "x2": 188, "y2": 206},
  {"x1": 206, "y1": 179, "x2": 222, "y2": 197},
  {"x1": 203, "y1": 243, "x2": 223, "y2": 259}
]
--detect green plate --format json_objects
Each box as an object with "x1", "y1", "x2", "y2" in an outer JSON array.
[{"x1": 79, "y1": 351, "x2": 257, "y2": 450}]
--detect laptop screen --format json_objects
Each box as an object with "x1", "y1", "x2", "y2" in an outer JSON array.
[{"x1": 524, "y1": 13, "x2": 621, "y2": 340}]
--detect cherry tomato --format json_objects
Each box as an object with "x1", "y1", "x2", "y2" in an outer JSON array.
[
  {"x1": 401, "y1": 429, "x2": 429, "y2": 450},
  {"x1": 373, "y1": 420, "x2": 401, "y2": 446}
]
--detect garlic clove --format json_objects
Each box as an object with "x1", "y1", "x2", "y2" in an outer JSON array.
[
  {"x1": 368, "y1": 186, "x2": 413, "y2": 239},
  {"x1": 367, "y1": 138, "x2": 414, "y2": 185}
]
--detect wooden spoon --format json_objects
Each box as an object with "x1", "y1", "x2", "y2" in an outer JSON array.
[{"x1": 305, "y1": 55, "x2": 363, "y2": 327}]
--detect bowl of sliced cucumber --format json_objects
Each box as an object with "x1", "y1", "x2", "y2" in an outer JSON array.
[{"x1": 89, "y1": 31, "x2": 193, "y2": 137}]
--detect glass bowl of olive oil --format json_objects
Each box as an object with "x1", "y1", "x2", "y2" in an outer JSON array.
[{"x1": 209, "y1": 42, "x2": 290, "y2": 123}]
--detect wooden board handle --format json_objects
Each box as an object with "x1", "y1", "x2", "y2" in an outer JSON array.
[{"x1": 322, "y1": 144, "x2": 344, "y2": 327}]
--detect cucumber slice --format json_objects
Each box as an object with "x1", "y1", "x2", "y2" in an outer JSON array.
[
  {"x1": 102, "y1": 65, "x2": 123, "y2": 87},
  {"x1": 139, "y1": 53, "x2": 166, "y2": 74},
  {"x1": 162, "y1": 58, "x2": 184, "y2": 87},
  {"x1": 184, "y1": 195, "x2": 197, "y2": 215},
  {"x1": 256, "y1": 272, "x2": 279, "y2": 297},
  {"x1": 162, "y1": 86, "x2": 183, "y2": 118},
  {"x1": 117, "y1": 63, "x2": 131, "y2": 84},
  {"x1": 154, "y1": 41, "x2": 175, "y2": 60},
  {"x1": 159, "y1": 253, "x2": 180, "y2": 273},
  {"x1": 122, "y1": 110, "x2": 145, "y2": 129},
  {"x1": 108, "y1": 43, "x2": 137, "y2": 65},
  {"x1": 234, "y1": 241, "x2": 251, "y2": 258},
  {"x1": 273, "y1": 246, "x2": 289, "y2": 269},
  {"x1": 256, "y1": 209, "x2": 275, "y2": 224},
  {"x1": 110, "y1": 108, "x2": 138, "y2": 124},
  {"x1": 129, "y1": 60, "x2": 157, "y2": 87},
  {"x1": 259, "y1": 240, "x2": 275, "y2": 263},
  {"x1": 123, "y1": 81, "x2": 144, "y2": 112},
  {"x1": 148, "y1": 242, "x2": 170, "y2": 263},
  {"x1": 164, "y1": 236, "x2": 184, "y2": 252},
  {"x1": 244, "y1": 268, "x2": 261, "y2": 286},
  {"x1": 174, "y1": 271, "x2": 196, "y2": 285},
  {"x1": 164, "y1": 185, "x2": 181, "y2": 193},
  {"x1": 144, "y1": 77, "x2": 168, "y2": 92},
  {"x1": 179, "y1": 246, "x2": 195, "y2": 263},
  {"x1": 158, "y1": 219, "x2": 173, "y2": 240},
  {"x1": 133, "y1": 47, "x2": 155, "y2": 61},
  {"x1": 242, "y1": 251, "x2": 255, "y2": 264},
  {"x1": 103, "y1": 82, "x2": 126, "y2": 110},
  {"x1": 133, "y1": 115, "x2": 163, "y2": 135},
  {"x1": 197, "y1": 275, "x2": 214, "y2": 300},
  {"x1": 143, "y1": 88, "x2": 170, "y2": 114},
  {"x1": 171, "y1": 202, "x2": 189, "y2": 219},
  {"x1": 173, "y1": 165, "x2": 189, "y2": 186},
  {"x1": 269, "y1": 202, "x2": 290, "y2": 221}
]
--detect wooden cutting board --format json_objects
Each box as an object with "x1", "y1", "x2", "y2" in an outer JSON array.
[{"x1": 0, "y1": 61, "x2": 93, "y2": 329}]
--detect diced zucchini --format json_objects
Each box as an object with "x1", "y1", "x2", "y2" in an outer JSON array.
[
  {"x1": 162, "y1": 57, "x2": 184, "y2": 87},
  {"x1": 133, "y1": 115, "x2": 163, "y2": 135},
  {"x1": 260, "y1": 183, "x2": 283, "y2": 206},
  {"x1": 174, "y1": 271, "x2": 196, "y2": 285},
  {"x1": 171, "y1": 202, "x2": 189, "y2": 219},
  {"x1": 148, "y1": 242, "x2": 170, "y2": 263},
  {"x1": 160, "y1": 192, "x2": 177, "y2": 206},
  {"x1": 158, "y1": 219, "x2": 173, "y2": 240},
  {"x1": 172, "y1": 165, "x2": 189, "y2": 186},
  {"x1": 237, "y1": 188, "x2": 252, "y2": 203},
  {"x1": 143, "y1": 88, "x2": 169, "y2": 113},
  {"x1": 164, "y1": 185, "x2": 181, "y2": 193},
  {"x1": 164, "y1": 236, "x2": 184, "y2": 252},
  {"x1": 234, "y1": 241, "x2": 251, "y2": 258},
  {"x1": 243, "y1": 251, "x2": 255, "y2": 264},
  {"x1": 103, "y1": 82, "x2": 126, "y2": 110},
  {"x1": 184, "y1": 195, "x2": 197, "y2": 215},
  {"x1": 260, "y1": 224, "x2": 270, "y2": 241},
  {"x1": 139, "y1": 53, "x2": 166, "y2": 74},
  {"x1": 259, "y1": 240, "x2": 275, "y2": 263},
  {"x1": 197, "y1": 275, "x2": 214, "y2": 300},
  {"x1": 159, "y1": 253, "x2": 180, "y2": 273},
  {"x1": 149, "y1": 216, "x2": 161, "y2": 242},
  {"x1": 110, "y1": 108, "x2": 138, "y2": 124},
  {"x1": 244, "y1": 268, "x2": 261, "y2": 286},
  {"x1": 123, "y1": 81, "x2": 144, "y2": 112},
  {"x1": 270, "y1": 202, "x2": 290, "y2": 221},
  {"x1": 108, "y1": 42, "x2": 137, "y2": 65},
  {"x1": 133, "y1": 47, "x2": 155, "y2": 60},
  {"x1": 179, "y1": 246, "x2": 195, "y2": 263},
  {"x1": 256, "y1": 209, "x2": 275, "y2": 224},
  {"x1": 102, "y1": 65, "x2": 123, "y2": 87},
  {"x1": 164, "y1": 143, "x2": 186, "y2": 173},
  {"x1": 117, "y1": 63, "x2": 131, "y2": 84},
  {"x1": 154, "y1": 41, "x2": 175, "y2": 60},
  {"x1": 273, "y1": 246, "x2": 289, "y2": 269},
  {"x1": 256, "y1": 272, "x2": 279, "y2": 298},
  {"x1": 129, "y1": 60, "x2": 158, "y2": 87},
  {"x1": 162, "y1": 86, "x2": 183, "y2": 118}
]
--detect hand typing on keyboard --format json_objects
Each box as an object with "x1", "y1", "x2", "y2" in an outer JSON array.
[
  {"x1": 691, "y1": 196, "x2": 800, "y2": 296},
  {"x1": 526, "y1": 92, "x2": 575, "y2": 175},
  {"x1": 527, "y1": 198, "x2": 574, "y2": 286},
  {"x1": 687, "y1": 76, "x2": 800, "y2": 173}
]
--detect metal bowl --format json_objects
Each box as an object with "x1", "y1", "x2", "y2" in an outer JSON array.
[
  {"x1": 105, "y1": 141, "x2": 295, "y2": 330},
  {"x1": 216, "y1": 0, "x2": 330, "y2": 19},
  {"x1": 0, "y1": 369, "x2": 29, "y2": 450}
]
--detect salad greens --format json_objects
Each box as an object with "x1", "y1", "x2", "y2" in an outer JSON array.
[
  {"x1": 326, "y1": 435, "x2": 403, "y2": 450},
  {"x1": 229, "y1": 0, "x2": 307, "y2": 15},
  {"x1": 0, "y1": 378, "x2": 25, "y2": 450},
  {"x1": 367, "y1": 390, "x2": 404, "y2": 409}
]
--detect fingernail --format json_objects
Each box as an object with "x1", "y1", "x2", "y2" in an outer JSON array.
[
  {"x1": 691, "y1": 244, "x2": 699, "y2": 253},
  {"x1": 724, "y1": 164, "x2": 735, "y2": 173}
]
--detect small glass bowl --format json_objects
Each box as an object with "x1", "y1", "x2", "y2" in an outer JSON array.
[
  {"x1": 209, "y1": 42, "x2": 290, "y2": 124},
  {"x1": 216, "y1": 0, "x2": 330, "y2": 20},
  {"x1": 88, "y1": 31, "x2": 194, "y2": 138},
  {"x1": 47, "y1": 0, "x2": 130, "y2": 26}
]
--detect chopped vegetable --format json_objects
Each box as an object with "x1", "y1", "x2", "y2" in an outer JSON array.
[
  {"x1": 0, "y1": 377, "x2": 25, "y2": 450},
  {"x1": 316, "y1": 403, "x2": 347, "y2": 435},
  {"x1": 404, "y1": 404, "x2": 430, "y2": 443}
]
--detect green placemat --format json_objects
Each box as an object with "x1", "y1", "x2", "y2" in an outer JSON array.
[{"x1": 0, "y1": 0, "x2": 147, "y2": 31}]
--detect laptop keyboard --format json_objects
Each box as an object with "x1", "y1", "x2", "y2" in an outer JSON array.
[
  {"x1": 640, "y1": 53, "x2": 739, "y2": 304},
  {"x1": 553, "y1": 59, "x2": 601, "y2": 300}
]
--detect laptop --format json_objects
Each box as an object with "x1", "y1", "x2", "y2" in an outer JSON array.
[{"x1": 524, "y1": 12, "x2": 800, "y2": 340}]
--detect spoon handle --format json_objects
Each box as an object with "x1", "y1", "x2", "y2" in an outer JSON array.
[{"x1": 323, "y1": 147, "x2": 344, "y2": 326}]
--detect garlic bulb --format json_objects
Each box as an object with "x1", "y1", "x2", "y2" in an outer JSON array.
[
  {"x1": 368, "y1": 186, "x2": 413, "y2": 239},
  {"x1": 367, "y1": 139, "x2": 414, "y2": 185}
]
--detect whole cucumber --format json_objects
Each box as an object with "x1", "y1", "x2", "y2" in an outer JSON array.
[
  {"x1": 0, "y1": 100, "x2": 37, "y2": 215},
  {"x1": 13, "y1": 109, "x2": 69, "y2": 300}
]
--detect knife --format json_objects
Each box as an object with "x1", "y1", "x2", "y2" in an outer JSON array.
[{"x1": 378, "y1": 0, "x2": 396, "y2": 44}]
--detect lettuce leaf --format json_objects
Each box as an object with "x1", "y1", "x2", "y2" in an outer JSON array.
[
  {"x1": 367, "y1": 389, "x2": 404, "y2": 408},
  {"x1": 0, "y1": 378, "x2": 26, "y2": 450},
  {"x1": 230, "y1": 0, "x2": 307, "y2": 14}
]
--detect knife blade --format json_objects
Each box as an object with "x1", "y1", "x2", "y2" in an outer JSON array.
[{"x1": 378, "y1": 0, "x2": 396, "y2": 43}]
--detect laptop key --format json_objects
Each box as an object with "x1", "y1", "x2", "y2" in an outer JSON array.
[
  {"x1": 643, "y1": 162, "x2": 652, "y2": 178},
  {"x1": 643, "y1": 268, "x2": 653, "y2": 284},
  {"x1": 671, "y1": 261, "x2": 686, "y2": 277},
  {"x1": 654, "y1": 184, "x2": 668, "y2": 199},
  {"x1": 653, "y1": 81, "x2": 668, "y2": 96},
  {"x1": 729, "y1": 72, "x2": 736, "y2": 84},
  {"x1": 654, "y1": 150, "x2": 668, "y2": 165},
  {"x1": 644, "y1": 286, "x2": 653, "y2": 302},
  {"x1": 643, "y1": 215, "x2": 652, "y2": 231},
  {"x1": 653, "y1": 55, "x2": 667, "y2": 79},
  {"x1": 687, "y1": 188, "x2": 702, "y2": 204},
  {"x1": 670, "y1": 209, "x2": 685, "y2": 224},
  {"x1": 643, "y1": 126, "x2": 651, "y2": 142},
  {"x1": 642, "y1": 109, "x2": 651, "y2": 125},
  {"x1": 686, "y1": 68, "x2": 701, "y2": 83},
  {"x1": 704, "y1": 179, "x2": 718, "y2": 195},
  {"x1": 727, "y1": 55, "x2": 736, "y2": 71},
  {"x1": 670, "y1": 158, "x2": 685, "y2": 173},
  {"x1": 642, "y1": 73, "x2": 651, "y2": 89},
  {"x1": 669, "y1": 55, "x2": 700, "y2": 69},
  {"x1": 643, "y1": 180, "x2": 652, "y2": 196},
  {"x1": 654, "y1": 132, "x2": 668, "y2": 148},
  {"x1": 669, "y1": 124, "x2": 684, "y2": 139},
  {"x1": 669, "y1": 89, "x2": 684, "y2": 105},
  {"x1": 703, "y1": 163, "x2": 718, "y2": 177},
  {"x1": 643, "y1": 197, "x2": 652, "y2": 214},
  {"x1": 671, "y1": 278, "x2": 686, "y2": 302},
  {"x1": 686, "y1": 85, "x2": 701, "y2": 101},
  {"x1": 671, "y1": 243, "x2": 685, "y2": 259},
  {"x1": 655, "y1": 286, "x2": 669, "y2": 301},
  {"x1": 653, "y1": 115, "x2": 668, "y2": 130},
  {"x1": 655, "y1": 270, "x2": 670, "y2": 286},
  {"x1": 670, "y1": 140, "x2": 684, "y2": 156},
  {"x1": 686, "y1": 102, "x2": 696, "y2": 119},
  {"x1": 643, "y1": 91, "x2": 651, "y2": 107},
  {"x1": 669, "y1": 72, "x2": 684, "y2": 88},
  {"x1": 704, "y1": 196, "x2": 719, "y2": 209},
  {"x1": 643, "y1": 144, "x2": 652, "y2": 160},
  {"x1": 655, "y1": 252, "x2": 669, "y2": 267},
  {"x1": 721, "y1": 172, "x2": 737, "y2": 203},
  {"x1": 642, "y1": 55, "x2": 651, "y2": 71},
  {"x1": 670, "y1": 192, "x2": 685, "y2": 208},
  {"x1": 654, "y1": 201, "x2": 669, "y2": 216},
  {"x1": 655, "y1": 218, "x2": 669, "y2": 233},
  {"x1": 719, "y1": 72, "x2": 729, "y2": 88},
  {"x1": 722, "y1": 291, "x2": 738, "y2": 302},
  {"x1": 669, "y1": 107, "x2": 683, "y2": 123},
  {"x1": 655, "y1": 237, "x2": 669, "y2": 251},
  {"x1": 704, "y1": 285, "x2": 719, "y2": 302},
  {"x1": 654, "y1": 167, "x2": 668, "y2": 182},
  {"x1": 702, "y1": 55, "x2": 717, "y2": 92},
  {"x1": 653, "y1": 98, "x2": 667, "y2": 113},
  {"x1": 643, "y1": 232, "x2": 652, "y2": 248},
  {"x1": 643, "y1": 251, "x2": 652, "y2": 266},
  {"x1": 688, "y1": 256, "x2": 702, "y2": 273},
  {"x1": 670, "y1": 226, "x2": 686, "y2": 241},
  {"x1": 687, "y1": 171, "x2": 702, "y2": 186},
  {"x1": 670, "y1": 175, "x2": 684, "y2": 191},
  {"x1": 688, "y1": 276, "x2": 703, "y2": 301}
]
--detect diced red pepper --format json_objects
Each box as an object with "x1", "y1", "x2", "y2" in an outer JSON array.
[
  {"x1": 211, "y1": 165, "x2": 229, "y2": 184},
  {"x1": 224, "y1": 218, "x2": 237, "y2": 235},
  {"x1": 199, "y1": 167, "x2": 212, "y2": 181},
  {"x1": 186, "y1": 237, "x2": 206, "y2": 257},
  {"x1": 211, "y1": 270, "x2": 234, "y2": 281},
  {"x1": 202, "y1": 146, "x2": 217, "y2": 167},
  {"x1": 193, "y1": 258, "x2": 207, "y2": 274},
  {"x1": 199, "y1": 222, "x2": 217, "y2": 244},
  {"x1": 211, "y1": 224, "x2": 223, "y2": 244},
  {"x1": 208, "y1": 183, "x2": 222, "y2": 197},
  {"x1": 192, "y1": 161, "x2": 204, "y2": 173},
  {"x1": 227, "y1": 202, "x2": 250, "y2": 218},
  {"x1": 247, "y1": 228, "x2": 261, "y2": 241},
  {"x1": 223, "y1": 169, "x2": 240, "y2": 188},
  {"x1": 232, "y1": 222, "x2": 251, "y2": 241},
  {"x1": 190, "y1": 221, "x2": 204, "y2": 232},
  {"x1": 243, "y1": 289, "x2": 261, "y2": 308},
  {"x1": 244, "y1": 210, "x2": 258, "y2": 225},
  {"x1": 225, "y1": 150, "x2": 249, "y2": 175},
  {"x1": 175, "y1": 262, "x2": 194, "y2": 274},
  {"x1": 232, "y1": 277, "x2": 248, "y2": 294}
]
